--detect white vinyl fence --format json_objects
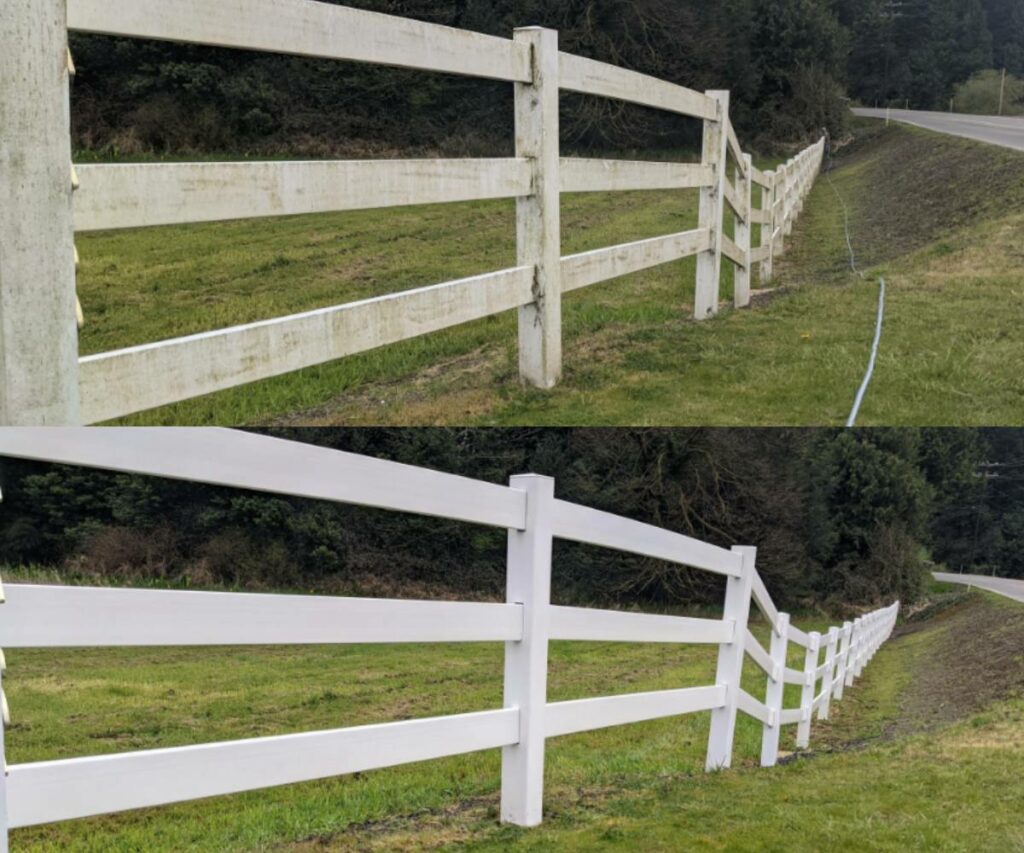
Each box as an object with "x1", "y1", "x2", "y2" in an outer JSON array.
[
  {"x1": 0, "y1": 428, "x2": 897, "y2": 846},
  {"x1": 1, "y1": 0, "x2": 826, "y2": 425}
]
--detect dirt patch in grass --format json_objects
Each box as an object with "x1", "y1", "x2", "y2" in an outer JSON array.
[
  {"x1": 272, "y1": 291, "x2": 789, "y2": 426},
  {"x1": 269, "y1": 344, "x2": 507, "y2": 426},
  {"x1": 887, "y1": 594, "x2": 1024, "y2": 738},
  {"x1": 835, "y1": 120, "x2": 1024, "y2": 267},
  {"x1": 807, "y1": 592, "x2": 1024, "y2": 757},
  {"x1": 283, "y1": 794, "x2": 497, "y2": 852}
]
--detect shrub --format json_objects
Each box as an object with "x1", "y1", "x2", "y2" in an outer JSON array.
[
  {"x1": 75, "y1": 525, "x2": 179, "y2": 580},
  {"x1": 953, "y1": 69, "x2": 1024, "y2": 116}
]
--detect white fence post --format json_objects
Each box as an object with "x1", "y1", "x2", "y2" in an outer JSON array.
[
  {"x1": 705, "y1": 544, "x2": 754, "y2": 770},
  {"x1": 760, "y1": 610, "x2": 789, "y2": 767},
  {"x1": 0, "y1": 0, "x2": 81, "y2": 425},
  {"x1": 818, "y1": 626, "x2": 839, "y2": 720},
  {"x1": 782, "y1": 159, "x2": 796, "y2": 239},
  {"x1": 833, "y1": 620, "x2": 852, "y2": 700},
  {"x1": 513, "y1": 27, "x2": 562, "y2": 389},
  {"x1": 694, "y1": 91, "x2": 729, "y2": 320},
  {"x1": 734, "y1": 153, "x2": 753, "y2": 308},
  {"x1": 772, "y1": 164, "x2": 787, "y2": 258},
  {"x1": 855, "y1": 613, "x2": 872, "y2": 677},
  {"x1": 880, "y1": 609, "x2": 888, "y2": 648},
  {"x1": 845, "y1": 617, "x2": 861, "y2": 687},
  {"x1": 760, "y1": 170, "x2": 776, "y2": 284},
  {"x1": 795, "y1": 630, "x2": 820, "y2": 749},
  {"x1": 500, "y1": 473, "x2": 555, "y2": 826},
  {"x1": 795, "y1": 155, "x2": 806, "y2": 218}
]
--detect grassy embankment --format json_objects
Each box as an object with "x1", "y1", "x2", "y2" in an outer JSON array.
[
  {"x1": 79, "y1": 119, "x2": 1024, "y2": 426},
  {"x1": 6, "y1": 588, "x2": 1024, "y2": 851}
]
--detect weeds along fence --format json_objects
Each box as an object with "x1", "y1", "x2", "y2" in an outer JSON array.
[
  {"x1": 0, "y1": 429, "x2": 897, "y2": 844},
  {"x1": 0, "y1": 0, "x2": 825, "y2": 425}
]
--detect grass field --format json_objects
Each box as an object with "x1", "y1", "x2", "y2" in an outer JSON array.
[
  {"x1": 78, "y1": 160, "x2": 742, "y2": 426},
  {"x1": 77, "y1": 119, "x2": 1024, "y2": 426},
  {"x1": 5, "y1": 590, "x2": 1024, "y2": 850}
]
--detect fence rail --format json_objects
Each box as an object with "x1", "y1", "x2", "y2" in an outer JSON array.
[
  {"x1": 0, "y1": 428, "x2": 898, "y2": 844},
  {"x1": 1, "y1": 0, "x2": 825, "y2": 424}
]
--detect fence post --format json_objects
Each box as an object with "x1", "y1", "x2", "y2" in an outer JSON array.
[
  {"x1": 734, "y1": 153, "x2": 753, "y2": 308},
  {"x1": 705, "y1": 544, "x2": 754, "y2": 770},
  {"x1": 794, "y1": 154, "x2": 802, "y2": 218},
  {"x1": 501, "y1": 473, "x2": 554, "y2": 826},
  {"x1": 513, "y1": 27, "x2": 562, "y2": 389},
  {"x1": 772, "y1": 164, "x2": 787, "y2": 258},
  {"x1": 845, "y1": 617, "x2": 861, "y2": 687},
  {"x1": 833, "y1": 620, "x2": 852, "y2": 700},
  {"x1": 856, "y1": 613, "x2": 872, "y2": 677},
  {"x1": 783, "y1": 159, "x2": 796, "y2": 238},
  {"x1": 818, "y1": 626, "x2": 839, "y2": 720},
  {"x1": 760, "y1": 610, "x2": 789, "y2": 767},
  {"x1": 869, "y1": 611, "x2": 882, "y2": 665},
  {"x1": 694, "y1": 91, "x2": 730, "y2": 320},
  {"x1": 795, "y1": 630, "x2": 820, "y2": 749},
  {"x1": 0, "y1": 0, "x2": 81, "y2": 425},
  {"x1": 759, "y1": 170, "x2": 776, "y2": 284}
]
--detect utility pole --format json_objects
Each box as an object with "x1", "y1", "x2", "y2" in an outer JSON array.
[{"x1": 998, "y1": 68, "x2": 1007, "y2": 116}]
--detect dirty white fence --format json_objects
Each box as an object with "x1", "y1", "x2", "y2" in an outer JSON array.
[
  {"x1": 0, "y1": 0, "x2": 825, "y2": 425},
  {"x1": 0, "y1": 429, "x2": 896, "y2": 844}
]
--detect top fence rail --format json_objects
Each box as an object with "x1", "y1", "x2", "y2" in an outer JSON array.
[
  {"x1": 558, "y1": 52, "x2": 718, "y2": 120},
  {"x1": 66, "y1": 0, "x2": 534, "y2": 82}
]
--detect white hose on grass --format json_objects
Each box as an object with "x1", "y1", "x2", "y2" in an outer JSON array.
[{"x1": 823, "y1": 135, "x2": 886, "y2": 428}]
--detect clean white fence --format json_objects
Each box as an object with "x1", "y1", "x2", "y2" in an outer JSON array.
[
  {"x1": 0, "y1": 428, "x2": 897, "y2": 845},
  {"x1": 0, "y1": 0, "x2": 825, "y2": 425}
]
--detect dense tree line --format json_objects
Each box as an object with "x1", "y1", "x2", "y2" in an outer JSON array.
[
  {"x1": 67, "y1": 0, "x2": 849, "y2": 156},
  {"x1": 67, "y1": 0, "x2": 1022, "y2": 158},
  {"x1": 2, "y1": 429, "x2": 1021, "y2": 612},
  {"x1": 840, "y1": 0, "x2": 1019, "y2": 109}
]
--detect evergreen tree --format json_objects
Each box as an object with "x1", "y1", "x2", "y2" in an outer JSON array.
[
  {"x1": 805, "y1": 429, "x2": 933, "y2": 603},
  {"x1": 982, "y1": 0, "x2": 1024, "y2": 75}
]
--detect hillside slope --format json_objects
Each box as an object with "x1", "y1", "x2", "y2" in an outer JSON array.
[
  {"x1": 276, "y1": 120, "x2": 1024, "y2": 427},
  {"x1": 301, "y1": 591, "x2": 1024, "y2": 851},
  {"x1": 81, "y1": 120, "x2": 1024, "y2": 425}
]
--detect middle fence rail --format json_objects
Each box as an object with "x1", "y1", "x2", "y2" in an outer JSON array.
[
  {"x1": 2, "y1": 0, "x2": 826, "y2": 424},
  {"x1": 0, "y1": 428, "x2": 897, "y2": 844}
]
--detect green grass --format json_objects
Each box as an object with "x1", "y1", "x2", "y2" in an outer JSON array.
[
  {"x1": 76, "y1": 149, "x2": 764, "y2": 425},
  {"x1": 7, "y1": 593, "x2": 1023, "y2": 851},
  {"x1": 463, "y1": 699, "x2": 1024, "y2": 852},
  {"x1": 3, "y1": 611, "x2": 822, "y2": 852},
  {"x1": 80, "y1": 181, "x2": 740, "y2": 425}
]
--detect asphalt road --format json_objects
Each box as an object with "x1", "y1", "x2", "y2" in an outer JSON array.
[
  {"x1": 854, "y1": 108, "x2": 1024, "y2": 152},
  {"x1": 933, "y1": 572, "x2": 1024, "y2": 604}
]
